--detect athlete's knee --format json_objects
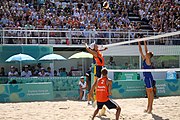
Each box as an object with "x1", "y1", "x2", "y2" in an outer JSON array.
[
  {"x1": 95, "y1": 108, "x2": 99, "y2": 112},
  {"x1": 116, "y1": 106, "x2": 121, "y2": 111},
  {"x1": 146, "y1": 88, "x2": 153, "y2": 92}
]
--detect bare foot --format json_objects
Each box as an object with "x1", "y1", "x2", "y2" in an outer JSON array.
[
  {"x1": 147, "y1": 109, "x2": 152, "y2": 114},
  {"x1": 144, "y1": 109, "x2": 148, "y2": 113},
  {"x1": 90, "y1": 115, "x2": 95, "y2": 120}
]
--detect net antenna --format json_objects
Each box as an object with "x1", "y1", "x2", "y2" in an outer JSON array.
[{"x1": 104, "y1": 31, "x2": 180, "y2": 48}]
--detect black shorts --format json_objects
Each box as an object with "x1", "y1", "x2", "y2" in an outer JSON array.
[
  {"x1": 97, "y1": 99, "x2": 119, "y2": 109},
  {"x1": 95, "y1": 65, "x2": 102, "y2": 78}
]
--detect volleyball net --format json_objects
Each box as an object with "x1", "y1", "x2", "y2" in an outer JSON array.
[
  {"x1": 107, "y1": 68, "x2": 180, "y2": 81},
  {"x1": 100, "y1": 31, "x2": 180, "y2": 81},
  {"x1": 104, "y1": 31, "x2": 180, "y2": 47}
]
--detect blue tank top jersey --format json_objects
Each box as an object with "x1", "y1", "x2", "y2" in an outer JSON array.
[{"x1": 143, "y1": 60, "x2": 153, "y2": 78}]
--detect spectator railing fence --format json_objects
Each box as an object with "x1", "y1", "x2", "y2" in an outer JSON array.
[{"x1": 0, "y1": 28, "x2": 179, "y2": 45}]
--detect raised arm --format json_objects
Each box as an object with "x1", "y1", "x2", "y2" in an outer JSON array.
[
  {"x1": 85, "y1": 43, "x2": 98, "y2": 57},
  {"x1": 144, "y1": 41, "x2": 148, "y2": 53},
  {"x1": 99, "y1": 46, "x2": 108, "y2": 51},
  {"x1": 138, "y1": 41, "x2": 145, "y2": 60}
]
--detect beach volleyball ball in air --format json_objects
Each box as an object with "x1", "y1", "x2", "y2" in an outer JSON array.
[{"x1": 103, "y1": 1, "x2": 109, "y2": 9}]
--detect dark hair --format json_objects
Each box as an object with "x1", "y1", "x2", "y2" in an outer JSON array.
[
  {"x1": 9, "y1": 80, "x2": 17, "y2": 84},
  {"x1": 148, "y1": 52, "x2": 154, "y2": 58},
  {"x1": 136, "y1": 33, "x2": 144, "y2": 38}
]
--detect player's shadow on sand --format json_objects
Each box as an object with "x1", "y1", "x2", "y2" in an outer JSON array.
[
  {"x1": 96, "y1": 116, "x2": 112, "y2": 120},
  {"x1": 152, "y1": 114, "x2": 169, "y2": 120}
]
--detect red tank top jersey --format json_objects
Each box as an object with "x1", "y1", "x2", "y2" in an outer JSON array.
[
  {"x1": 96, "y1": 77, "x2": 109, "y2": 102},
  {"x1": 94, "y1": 50, "x2": 105, "y2": 66}
]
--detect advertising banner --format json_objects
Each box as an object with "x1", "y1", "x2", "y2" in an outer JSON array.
[
  {"x1": 0, "y1": 82, "x2": 53, "y2": 102},
  {"x1": 112, "y1": 79, "x2": 180, "y2": 98}
]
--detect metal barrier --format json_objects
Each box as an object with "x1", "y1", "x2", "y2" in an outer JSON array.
[{"x1": 0, "y1": 28, "x2": 179, "y2": 45}]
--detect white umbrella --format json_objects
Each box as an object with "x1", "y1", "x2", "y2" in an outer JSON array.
[
  {"x1": 5, "y1": 53, "x2": 36, "y2": 72},
  {"x1": 39, "y1": 53, "x2": 66, "y2": 61},
  {"x1": 39, "y1": 53, "x2": 67, "y2": 75},
  {"x1": 68, "y1": 52, "x2": 93, "y2": 59},
  {"x1": 68, "y1": 52, "x2": 93, "y2": 75}
]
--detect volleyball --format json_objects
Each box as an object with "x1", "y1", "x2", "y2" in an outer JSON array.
[
  {"x1": 103, "y1": 1, "x2": 109, "y2": 9},
  {"x1": 99, "y1": 105, "x2": 106, "y2": 116}
]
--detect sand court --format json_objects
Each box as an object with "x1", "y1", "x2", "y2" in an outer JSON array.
[{"x1": 0, "y1": 96, "x2": 179, "y2": 120}]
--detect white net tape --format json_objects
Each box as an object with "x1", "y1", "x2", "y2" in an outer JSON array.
[
  {"x1": 108, "y1": 68, "x2": 180, "y2": 72},
  {"x1": 104, "y1": 31, "x2": 180, "y2": 47}
]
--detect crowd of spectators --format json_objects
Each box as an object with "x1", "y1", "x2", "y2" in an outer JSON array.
[
  {"x1": 136, "y1": 0, "x2": 180, "y2": 32},
  {"x1": 0, "y1": 0, "x2": 132, "y2": 31},
  {"x1": 0, "y1": 63, "x2": 70, "y2": 77},
  {"x1": 0, "y1": 0, "x2": 179, "y2": 44}
]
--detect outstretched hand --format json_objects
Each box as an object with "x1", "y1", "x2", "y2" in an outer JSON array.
[{"x1": 104, "y1": 47, "x2": 108, "y2": 50}]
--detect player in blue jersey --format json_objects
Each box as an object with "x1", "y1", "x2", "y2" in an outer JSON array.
[{"x1": 138, "y1": 40, "x2": 154, "y2": 114}]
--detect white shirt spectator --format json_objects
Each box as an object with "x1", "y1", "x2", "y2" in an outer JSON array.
[
  {"x1": 59, "y1": 15, "x2": 65, "y2": 21},
  {"x1": 79, "y1": 81, "x2": 86, "y2": 89},
  {"x1": 55, "y1": 1, "x2": 60, "y2": 8},
  {"x1": 21, "y1": 71, "x2": 32, "y2": 77},
  {"x1": 38, "y1": 72, "x2": 46, "y2": 77},
  {"x1": 45, "y1": 72, "x2": 54, "y2": 77},
  {"x1": 79, "y1": 78, "x2": 86, "y2": 100},
  {"x1": 74, "y1": 11, "x2": 80, "y2": 18},
  {"x1": 50, "y1": 0, "x2": 55, "y2": 3},
  {"x1": 8, "y1": 71, "x2": 19, "y2": 77}
]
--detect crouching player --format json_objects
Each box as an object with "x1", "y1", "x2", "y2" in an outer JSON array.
[{"x1": 89, "y1": 68, "x2": 121, "y2": 120}]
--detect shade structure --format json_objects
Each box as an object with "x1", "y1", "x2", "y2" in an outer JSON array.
[
  {"x1": 39, "y1": 53, "x2": 67, "y2": 76},
  {"x1": 5, "y1": 53, "x2": 36, "y2": 72},
  {"x1": 6, "y1": 53, "x2": 35, "y2": 62},
  {"x1": 68, "y1": 52, "x2": 93, "y2": 75},
  {"x1": 39, "y1": 53, "x2": 66, "y2": 61},
  {"x1": 68, "y1": 52, "x2": 93, "y2": 59}
]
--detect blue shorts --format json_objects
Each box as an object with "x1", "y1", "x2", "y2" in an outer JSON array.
[
  {"x1": 95, "y1": 65, "x2": 102, "y2": 78},
  {"x1": 144, "y1": 77, "x2": 153, "y2": 88}
]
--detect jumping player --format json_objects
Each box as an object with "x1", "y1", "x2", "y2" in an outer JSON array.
[
  {"x1": 85, "y1": 42, "x2": 108, "y2": 113},
  {"x1": 85, "y1": 42, "x2": 107, "y2": 100},
  {"x1": 85, "y1": 42, "x2": 107, "y2": 80},
  {"x1": 89, "y1": 68, "x2": 121, "y2": 120},
  {"x1": 138, "y1": 40, "x2": 154, "y2": 113}
]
